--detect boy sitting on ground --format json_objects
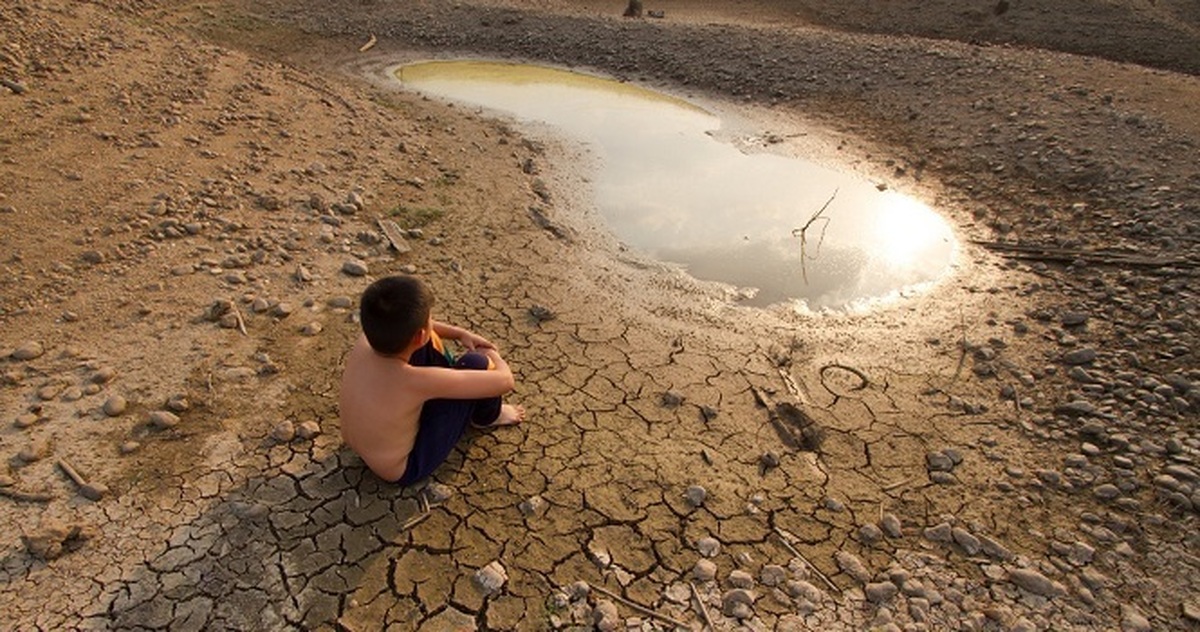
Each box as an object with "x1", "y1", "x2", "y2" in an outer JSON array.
[{"x1": 339, "y1": 275, "x2": 525, "y2": 485}]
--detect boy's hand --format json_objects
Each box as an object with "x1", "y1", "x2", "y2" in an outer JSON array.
[{"x1": 458, "y1": 330, "x2": 495, "y2": 351}]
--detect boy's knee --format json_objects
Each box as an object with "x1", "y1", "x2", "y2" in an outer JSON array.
[{"x1": 455, "y1": 351, "x2": 492, "y2": 371}]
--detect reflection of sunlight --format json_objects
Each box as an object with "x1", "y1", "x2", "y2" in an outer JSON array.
[
  {"x1": 871, "y1": 194, "x2": 952, "y2": 268},
  {"x1": 398, "y1": 60, "x2": 959, "y2": 309}
]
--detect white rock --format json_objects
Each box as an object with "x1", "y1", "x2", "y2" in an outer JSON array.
[{"x1": 473, "y1": 561, "x2": 507, "y2": 595}]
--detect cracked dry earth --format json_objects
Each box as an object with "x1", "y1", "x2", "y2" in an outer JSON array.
[{"x1": 2, "y1": 0, "x2": 1200, "y2": 630}]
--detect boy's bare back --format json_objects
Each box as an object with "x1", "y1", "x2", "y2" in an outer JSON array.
[
  {"x1": 340, "y1": 323, "x2": 524, "y2": 482},
  {"x1": 340, "y1": 276, "x2": 524, "y2": 484},
  {"x1": 339, "y1": 336, "x2": 427, "y2": 481}
]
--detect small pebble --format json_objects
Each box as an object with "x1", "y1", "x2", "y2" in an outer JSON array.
[
  {"x1": 728, "y1": 569, "x2": 755, "y2": 589},
  {"x1": 148, "y1": 410, "x2": 180, "y2": 429},
  {"x1": 859, "y1": 523, "x2": 884, "y2": 545},
  {"x1": 103, "y1": 395, "x2": 128, "y2": 417},
  {"x1": 342, "y1": 259, "x2": 369, "y2": 276},
  {"x1": 271, "y1": 420, "x2": 296, "y2": 442},
  {"x1": 518, "y1": 495, "x2": 546, "y2": 516},
  {"x1": 760, "y1": 564, "x2": 788, "y2": 587},
  {"x1": 696, "y1": 536, "x2": 721, "y2": 557},
  {"x1": 12, "y1": 341, "x2": 45, "y2": 361},
  {"x1": 473, "y1": 560, "x2": 507, "y2": 595},
  {"x1": 295, "y1": 420, "x2": 321, "y2": 439},
  {"x1": 881, "y1": 513, "x2": 903, "y2": 538},
  {"x1": 1007, "y1": 567, "x2": 1065, "y2": 597},
  {"x1": 425, "y1": 482, "x2": 453, "y2": 503},
  {"x1": 685, "y1": 484, "x2": 707, "y2": 507},
  {"x1": 865, "y1": 581, "x2": 899, "y2": 603},
  {"x1": 694, "y1": 558, "x2": 718, "y2": 581}
]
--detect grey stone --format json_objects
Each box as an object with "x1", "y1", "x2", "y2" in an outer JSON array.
[
  {"x1": 978, "y1": 534, "x2": 1014, "y2": 561},
  {"x1": 271, "y1": 420, "x2": 296, "y2": 442},
  {"x1": 1007, "y1": 567, "x2": 1065, "y2": 597},
  {"x1": 952, "y1": 527, "x2": 981, "y2": 555},
  {"x1": 685, "y1": 484, "x2": 707, "y2": 507},
  {"x1": 834, "y1": 551, "x2": 870, "y2": 583},
  {"x1": 1061, "y1": 312, "x2": 1089, "y2": 327},
  {"x1": 12, "y1": 341, "x2": 44, "y2": 361},
  {"x1": 1120, "y1": 604, "x2": 1151, "y2": 632},
  {"x1": 1056, "y1": 400, "x2": 1098, "y2": 417},
  {"x1": 924, "y1": 522, "x2": 953, "y2": 542},
  {"x1": 693, "y1": 558, "x2": 717, "y2": 581},
  {"x1": 859, "y1": 523, "x2": 884, "y2": 545},
  {"x1": 785, "y1": 579, "x2": 822, "y2": 602},
  {"x1": 425, "y1": 482, "x2": 453, "y2": 503},
  {"x1": 760, "y1": 564, "x2": 788, "y2": 587},
  {"x1": 881, "y1": 513, "x2": 903, "y2": 538},
  {"x1": 518, "y1": 495, "x2": 546, "y2": 516},
  {"x1": 865, "y1": 581, "x2": 899, "y2": 603},
  {"x1": 1062, "y1": 348, "x2": 1098, "y2": 365},
  {"x1": 295, "y1": 420, "x2": 321, "y2": 439},
  {"x1": 728, "y1": 569, "x2": 755, "y2": 589},
  {"x1": 926, "y1": 451, "x2": 955, "y2": 472},
  {"x1": 148, "y1": 410, "x2": 180, "y2": 429},
  {"x1": 696, "y1": 536, "x2": 721, "y2": 557},
  {"x1": 103, "y1": 395, "x2": 127, "y2": 417},
  {"x1": 91, "y1": 367, "x2": 117, "y2": 384},
  {"x1": 721, "y1": 589, "x2": 757, "y2": 618},
  {"x1": 342, "y1": 259, "x2": 369, "y2": 276},
  {"x1": 473, "y1": 561, "x2": 507, "y2": 595}
]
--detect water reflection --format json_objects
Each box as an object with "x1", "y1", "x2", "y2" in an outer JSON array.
[{"x1": 396, "y1": 60, "x2": 957, "y2": 310}]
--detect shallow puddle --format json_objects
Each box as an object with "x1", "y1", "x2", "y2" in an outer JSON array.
[{"x1": 396, "y1": 60, "x2": 957, "y2": 310}]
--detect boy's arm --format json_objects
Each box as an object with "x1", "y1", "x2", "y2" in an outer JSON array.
[
  {"x1": 415, "y1": 352, "x2": 515, "y2": 400},
  {"x1": 432, "y1": 320, "x2": 495, "y2": 350}
]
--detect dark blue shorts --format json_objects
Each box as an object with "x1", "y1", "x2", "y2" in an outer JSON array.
[{"x1": 397, "y1": 340, "x2": 501, "y2": 486}]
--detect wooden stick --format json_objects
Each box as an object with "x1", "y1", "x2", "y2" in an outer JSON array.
[
  {"x1": 883, "y1": 477, "x2": 912, "y2": 492},
  {"x1": 358, "y1": 34, "x2": 377, "y2": 53},
  {"x1": 0, "y1": 486, "x2": 55, "y2": 503},
  {"x1": 689, "y1": 581, "x2": 714, "y2": 631},
  {"x1": 773, "y1": 527, "x2": 840, "y2": 593},
  {"x1": 231, "y1": 303, "x2": 248, "y2": 336},
  {"x1": 589, "y1": 583, "x2": 690, "y2": 629},
  {"x1": 401, "y1": 512, "x2": 429, "y2": 531}
]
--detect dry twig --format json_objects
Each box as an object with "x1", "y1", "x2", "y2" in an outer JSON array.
[
  {"x1": 791, "y1": 189, "x2": 838, "y2": 285},
  {"x1": 589, "y1": 583, "x2": 690, "y2": 629},
  {"x1": 773, "y1": 527, "x2": 840, "y2": 593},
  {"x1": 359, "y1": 34, "x2": 377, "y2": 52},
  {"x1": 0, "y1": 486, "x2": 55, "y2": 503},
  {"x1": 689, "y1": 581, "x2": 714, "y2": 631}
]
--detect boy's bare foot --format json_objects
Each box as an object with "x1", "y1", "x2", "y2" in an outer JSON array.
[{"x1": 475, "y1": 404, "x2": 525, "y2": 428}]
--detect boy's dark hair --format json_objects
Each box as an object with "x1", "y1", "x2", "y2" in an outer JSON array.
[{"x1": 360, "y1": 275, "x2": 434, "y2": 354}]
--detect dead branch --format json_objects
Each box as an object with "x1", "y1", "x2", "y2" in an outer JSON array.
[
  {"x1": 689, "y1": 581, "x2": 714, "y2": 631},
  {"x1": 949, "y1": 308, "x2": 969, "y2": 385},
  {"x1": 589, "y1": 583, "x2": 690, "y2": 629},
  {"x1": 773, "y1": 527, "x2": 840, "y2": 593},
  {"x1": 231, "y1": 303, "x2": 248, "y2": 336},
  {"x1": 0, "y1": 486, "x2": 55, "y2": 503},
  {"x1": 358, "y1": 34, "x2": 377, "y2": 53},
  {"x1": 791, "y1": 189, "x2": 838, "y2": 284}
]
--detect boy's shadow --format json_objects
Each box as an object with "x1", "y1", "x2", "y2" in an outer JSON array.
[{"x1": 103, "y1": 438, "x2": 473, "y2": 629}]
